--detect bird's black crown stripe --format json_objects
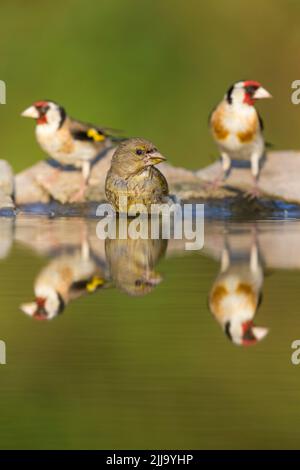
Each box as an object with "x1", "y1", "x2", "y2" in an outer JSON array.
[
  {"x1": 57, "y1": 292, "x2": 65, "y2": 315},
  {"x1": 226, "y1": 85, "x2": 234, "y2": 104},
  {"x1": 58, "y1": 106, "x2": 67, "y2": 129},
  {"x1": 224, "y1": 321, "x2": 232, "y2": 341}
]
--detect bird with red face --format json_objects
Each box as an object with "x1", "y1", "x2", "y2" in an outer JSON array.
[
  {"x1": 209, "y1": 243, "x2": 268, "y2": 346},
  {"x1": 20, "y1": 243, "x2": 108, "y2": 321},
  {"x1": 209, "y1": 80, "x2": 272, "y2": 198},
  {"x1": 21, "y1": 100, "x2": 123, "y2": 201}
]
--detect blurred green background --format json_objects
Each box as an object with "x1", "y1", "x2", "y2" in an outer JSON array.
[{"x1": 1, "y1": 0, "x2": 300, "y2": 172}]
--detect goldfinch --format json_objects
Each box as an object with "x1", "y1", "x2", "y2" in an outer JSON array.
[
  {"x1": 105, "y1": 138, "x2": 168, "y2": 213},
  {"x1": 208, "y1": 243, "x2": 268, "y2": 346},
  {"x1": 20, "y1": 242, "x2": 107, "y2": 320},
  {"x1": 209, "y1": 80, "x2": 272, "y2": 198},
  {"x1": 21, "y1": 100, "x2": 123, "y2": 201}
]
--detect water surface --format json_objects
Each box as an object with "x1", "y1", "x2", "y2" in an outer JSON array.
[{"x1": 0, "y1": 214, "x2": 300, "y2": 449}]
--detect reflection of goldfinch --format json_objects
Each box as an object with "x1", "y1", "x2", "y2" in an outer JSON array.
[
  {"x1": 105, "y1": 222, "x2": 167, "y2": 296},
  {"x1": 105, "y1": 138, "x2": 168, "y2": 213},
  {"x1": 209, "y1": 244, "x2": 268, "y2": 346},
  {"x1": 20, "y1": 245, "x2": 107, "y2": 320},
  {"x1": 21, "y1": 100, "x2": 123, "y2": 200},
  {"x1": 209, "y1": 81, "x2": 272, "y2": 197}
]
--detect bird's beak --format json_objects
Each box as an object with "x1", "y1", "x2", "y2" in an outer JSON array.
[
  {"x1": 144, "y1": 151, "x2": 166, "y2": 166},
  {"x1": 252, "y1": 326, "x2": 269, "y2": 341},
  {"x1": 253, "y1": 86, "x2": 272, "y2": 100},
  {"x1": 146, "y1": 273, "x2": 163, "y2": 286},
  {"x1": 20, "y1": 297, "x2": 48, "y2": 320},
  {"x1": 21, "y1": 105, "x2": 39, "y2": 119},
  {"x1": 20, "y1": 301, "x2": 38, "y2": 316},
  {"x1": 240, "y1": 321, "x2": 268, "y2": 346}
]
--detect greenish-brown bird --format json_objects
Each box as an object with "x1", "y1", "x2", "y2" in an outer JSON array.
[
  {"x1": 105, "y1": 138, "x2": 169, "y2": 213},
  {"x1": 105, "y1": 227, "x2": 167, "y2": 296}
]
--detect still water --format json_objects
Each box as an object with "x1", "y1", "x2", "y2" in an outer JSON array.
[{"x1": 0, "y1": 214, "x2": 300, "y2": 449}]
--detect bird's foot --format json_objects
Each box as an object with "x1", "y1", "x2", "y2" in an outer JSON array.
[
  {"x1": 39, "y1": 168, "x2": 61, "y2": 187},
  {"x1": 203, "y1": 176, "x2": 224, "y2": 191},
  {"x1": 244, "y1": 184, "x2": 261, "y2": 200},
  {"x1": 70, "y1": 184, "x2": 87, "y2": 203},
  {"x1": 146, "y1": 273, "x2": 162, "y2": 286}
]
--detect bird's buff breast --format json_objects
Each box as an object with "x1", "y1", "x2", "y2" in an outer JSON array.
[
  {"x1": 36, "y1": 255, "x2": 98, "y2": 299},
  {"x1": 106, "y1": 168, "x2": 168, "y2": 213},
  {"x1": 218, "y1": 133, "x2": 263, "y2": 160},
  {"x1": 36, "y1": 126, "x2": 96, "y2": 166},
  {"x1": 209, "y1": 271, "x2": 260, "y2": 322},
  {"x1": 211, "y1": 105, "x2": 262, "y2": 158}
]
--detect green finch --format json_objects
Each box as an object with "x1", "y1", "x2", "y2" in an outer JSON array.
[
  {"x1": 105, "y1": 138, "x2": 169, "y2": 213},
  {"x1": 105, "y1": 219, "x2": 167, "y2": 296}
]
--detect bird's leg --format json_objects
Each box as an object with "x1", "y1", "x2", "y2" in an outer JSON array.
[
  {"x1": 245, "y1": 153, "x2": 262, "y2": 200},
  {"x1": 220, "y1": 246, "x2": 230, "y2": 273},
  {"x1": 204, "y1": 153, "x2": 231, "y2": 190},
  {"x1": 38, "y1": 167, "x2": 62, "y2": 188},
  {"x1": 250, "y1": 242, "x2": 259, "y2": 274},
  {"x1": 70, "y1": 161, "x2": 91, "y2": 203},
  {"x1": 221, "y1": 153, "x2": 231, "y2": 180},
  {"x1": 82, "y1": 161, "x2": 91, "y2": 184},
  {"x1": 81, "y1": 239, "x2": 90, "y2": 261},
  {"x1": 80, "y1": 221, "x2": 90, "y2": 261}
]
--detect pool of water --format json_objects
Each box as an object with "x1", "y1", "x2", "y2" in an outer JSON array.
[{"x1": 0, "y1": 213, "x2": 300, "y2": 449}]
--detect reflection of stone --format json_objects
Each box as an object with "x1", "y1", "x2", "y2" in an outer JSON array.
[
  {"x1": 13, "y1": 216, "x2": 300, "y2": 272},
  {"x1": 0, "y1": 218, "x2": 14, "y2": 259},
  {"x1": 203, "y1": 220, "x2": 300, "y2": 270},
  {"x1": 14, "y1": 215, "x2": 107, "y2": 261},
  {"x1": 0, "y1": 160, "x2": 14, "y2": 213}
]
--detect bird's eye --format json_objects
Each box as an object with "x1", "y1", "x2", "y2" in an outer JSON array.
[
  {"x1": 38, "y1": 105, "x2": 49, "y2": 114},
  {"x1": 245, "y1": 85, "x2": 257, "y2": 95},
  {"x1": 136, "y1": 148, "x2": 143, "y2": 155}
]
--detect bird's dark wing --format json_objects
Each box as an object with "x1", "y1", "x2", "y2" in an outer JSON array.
[
  {"x1": 98, "y1": 126, "x2": 126, "y2": 143},
  {"x1": 71, "y1": 276, "x2": 105, "y2": 293},
  {"x1": 208, "y1": 105, "x2": 217, "y2": 126},
  {"x1": 257, "y1": 112, "x2": 273, "y2": 148},
  {"x1": 258, "y1": 112, "x2": 264, "y2": 131},
  {"x1": 257, "y1": 290, "x2": 263, "y2": 310},
  {"x1": 70, "y1": 119, "x2": 125, "y2": 143}
]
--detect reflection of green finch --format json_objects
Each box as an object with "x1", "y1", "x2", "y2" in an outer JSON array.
[
  {"x1": 105, "y1": 138, "x2": 169, "y2": 213},
  {"x1": 106, "y1": 230, "x2": 167, "y2": 296}
]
